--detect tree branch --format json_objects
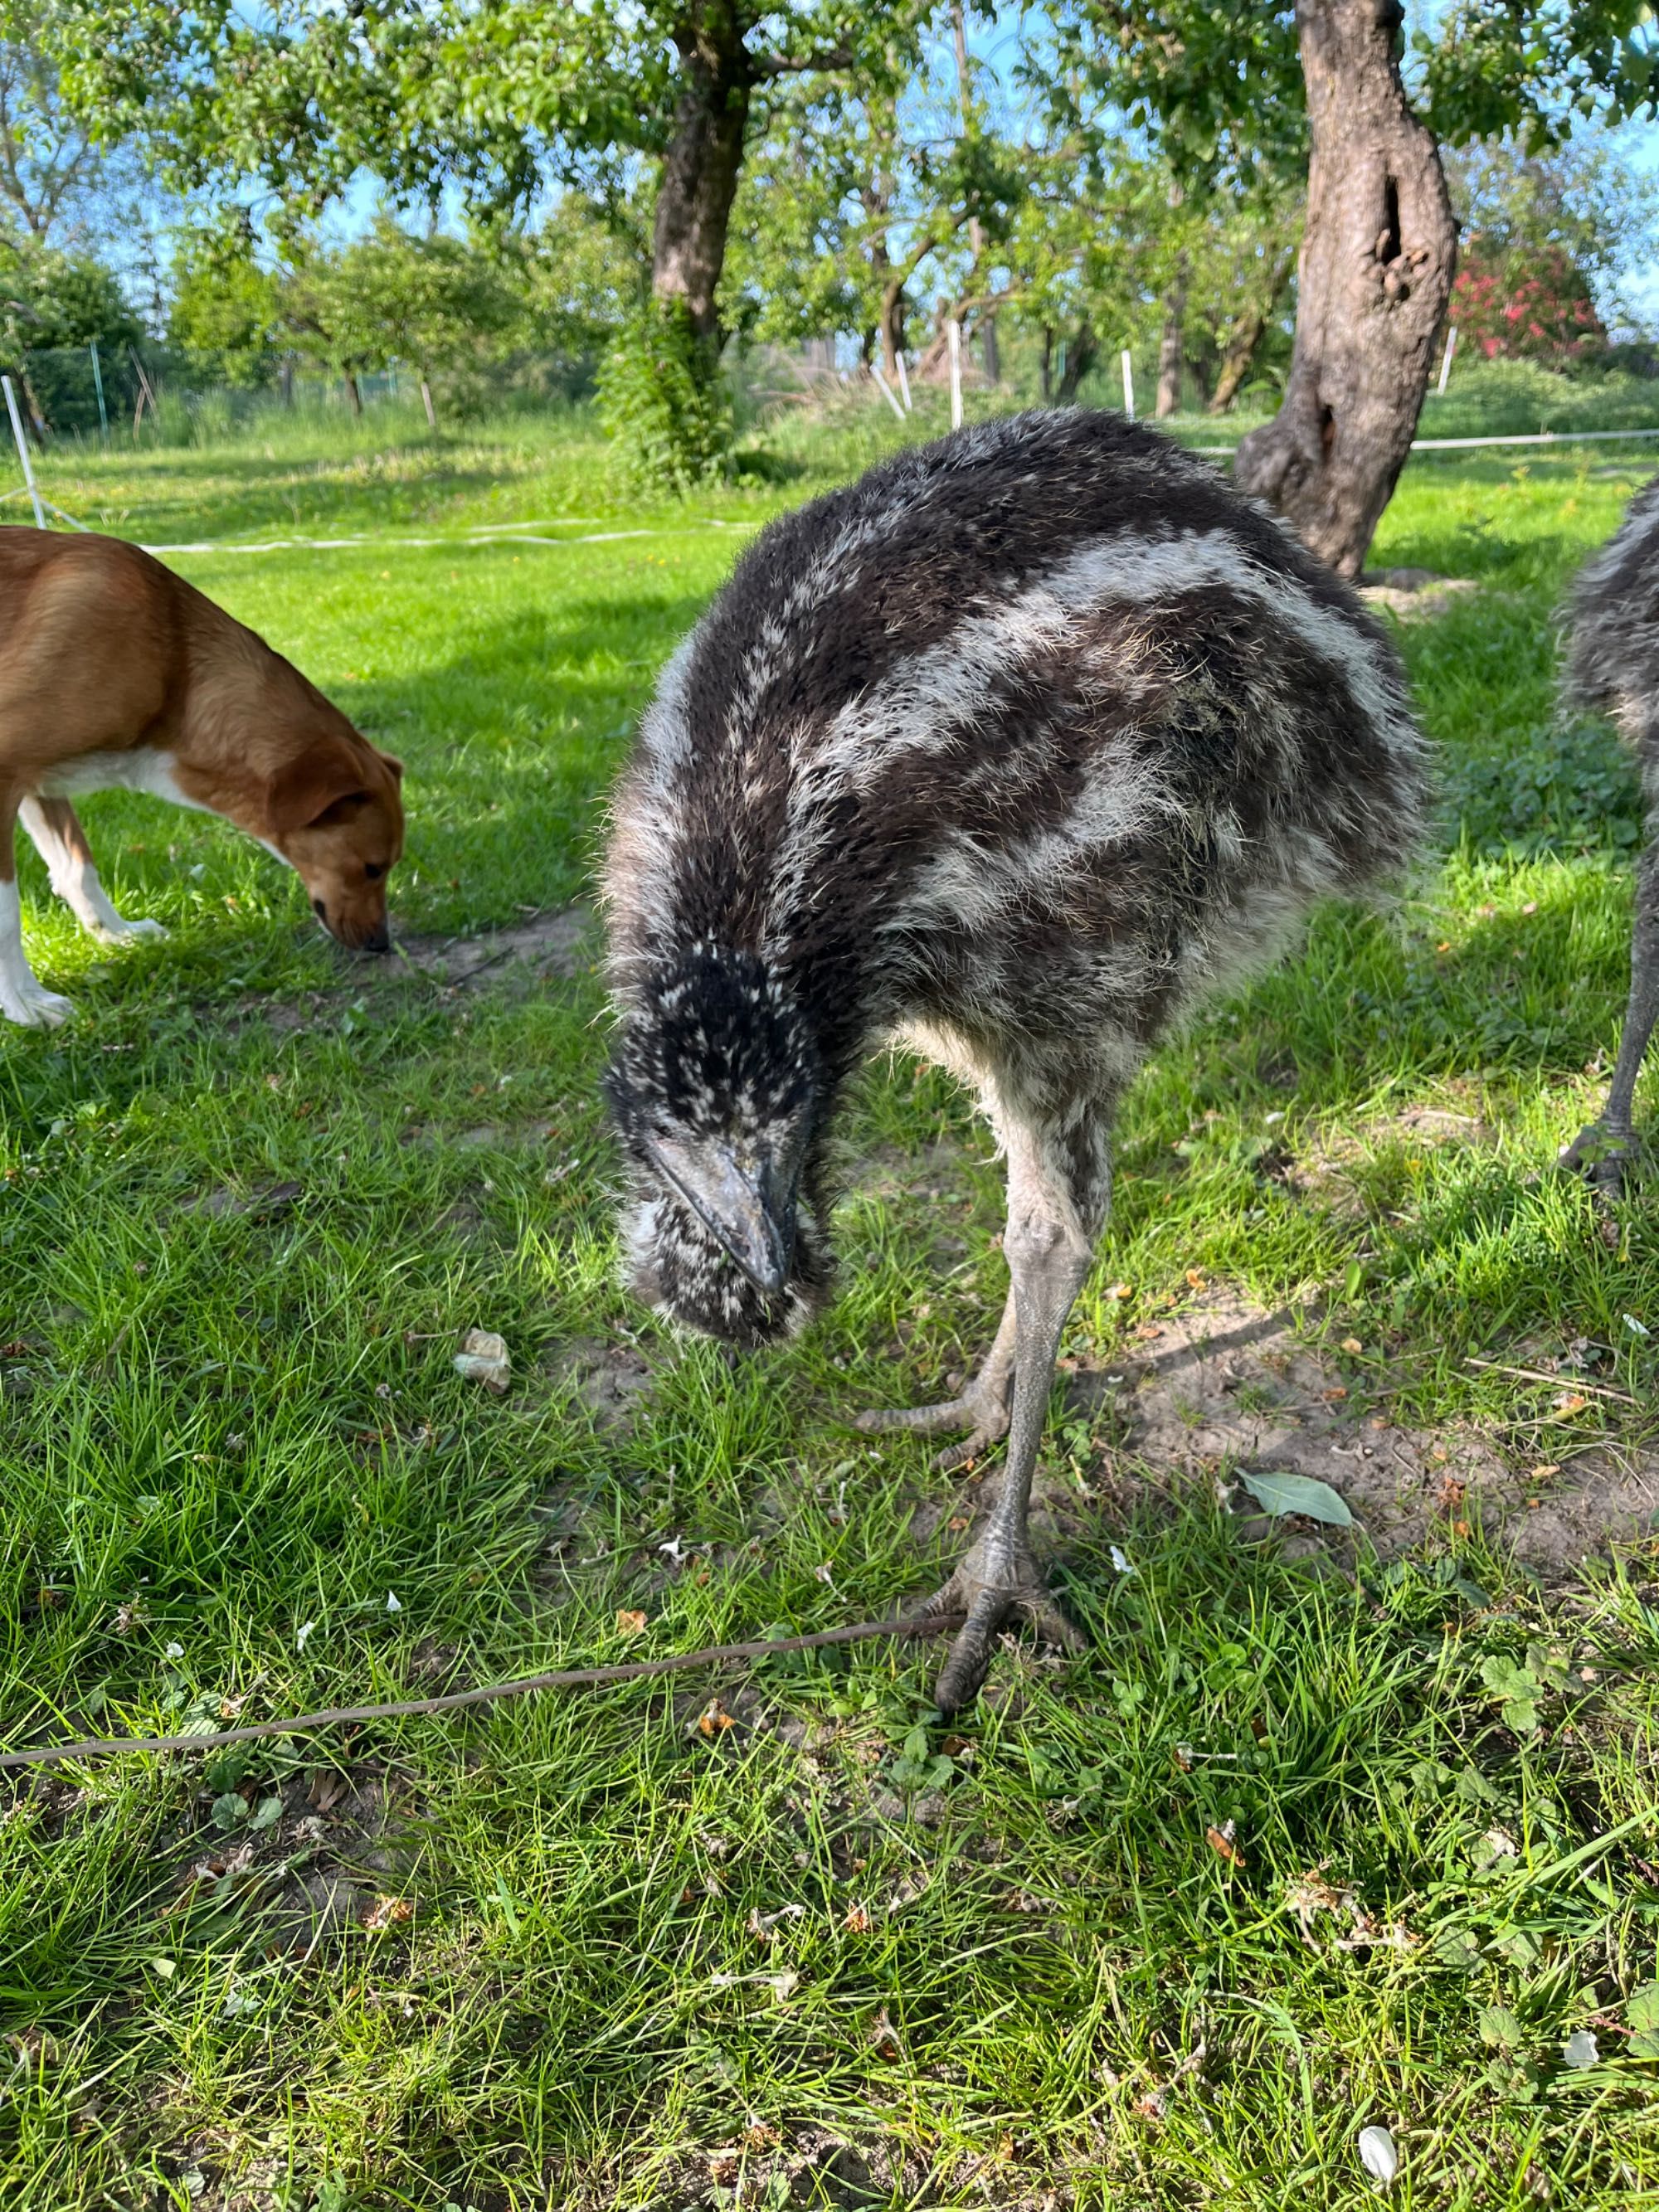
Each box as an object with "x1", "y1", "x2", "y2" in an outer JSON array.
[{"x1": 751, "y1": 46, "x2": 854, "y2": 80}]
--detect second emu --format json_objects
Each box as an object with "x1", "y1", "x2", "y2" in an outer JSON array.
[
  {"x1": 1563, "y1": 474, "x2": 1659, "y2": 1192},
  {"x1": 604, "y1": 409, "x2": 1428, "y2": 1714}
]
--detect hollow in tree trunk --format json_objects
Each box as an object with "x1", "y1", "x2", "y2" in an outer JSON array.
[
  {"x1": 1155, "y1": 256, "x2": 1187, "y2": 418},
  {"x1": 652, "y1": 12, "x2": 752, "y2": 351},
  {"x1": 1232, "y1": 0, "x2": 1455, "y2": 579}
]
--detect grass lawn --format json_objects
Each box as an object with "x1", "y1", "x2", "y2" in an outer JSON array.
[{"x1": 4, "y1": 395, "x2": 1659, "y2": 2210}]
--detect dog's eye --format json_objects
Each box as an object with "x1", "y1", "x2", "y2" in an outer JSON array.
[{"x1": 364, "y1": 863, "x2": 385, "y2": 882}]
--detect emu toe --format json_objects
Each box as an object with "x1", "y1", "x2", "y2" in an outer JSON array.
[
  {"x1": 1559, "y1": 1119, "x2": 1642, "y2": 1198},
  {"x1": 923, "y1": 1537, "x2": 1084, "y2": 1716},
  {"x1": 854, "y1": 1375, "x2": 1013, "y2": 1475}
]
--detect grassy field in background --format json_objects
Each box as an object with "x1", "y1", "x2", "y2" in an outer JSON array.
[{"x1": 2, "y1": 391, "x2": 1659, "y2": 2209}]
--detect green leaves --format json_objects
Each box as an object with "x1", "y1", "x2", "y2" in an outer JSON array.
[
  {"x1": 1479, "y1": 1642, "x2": 1572, "y2": 1734},
  {"x1": 596, "y1": 302, "x2": 734, "y2": 493},
  {"x1": 1238, "y1": 1470, "x2": 1354, "y2": 1527}
]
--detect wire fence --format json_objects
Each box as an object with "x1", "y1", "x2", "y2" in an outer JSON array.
[{"x1": 2, "y1": 343, "x2": 598, "y2": 449}]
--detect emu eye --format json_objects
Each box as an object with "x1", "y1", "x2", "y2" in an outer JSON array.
[{"x1": 364, "y1": 862, "x2": 386, "y2": 882}]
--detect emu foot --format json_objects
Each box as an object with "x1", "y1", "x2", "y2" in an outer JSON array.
[
  {"x1": 854, "y1": 1372, "x2": 1012, "y2": 1475},
  {"x1": 1559, "y1": 1119, "x2": 1641, "y2": 1200},
  {"x1": 922, "y1": 1537, "x2": 1084, "y2": 1715}
]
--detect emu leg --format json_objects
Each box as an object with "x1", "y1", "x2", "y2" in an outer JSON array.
[
  {"x1": 921, "y1": 1116, "x2": 1104, "y2": 1714},
  {"x1": 854, "y1": 1286, "x2": 1018, "y2": 1472},
  {"x1": 1562, "y1": 841, "x2": 1659, "y2": 1196}
]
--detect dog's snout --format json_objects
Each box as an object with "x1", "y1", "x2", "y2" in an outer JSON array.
[
  {"x1": 360, "y1": 920, "x2": 392, "y2": 955},
  {"x1": 311, "y1": 897, "x2": 328, "y2": 923}
]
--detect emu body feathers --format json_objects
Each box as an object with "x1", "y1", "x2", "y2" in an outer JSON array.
[
  {"x1": 1561, "y1": 472, "x2": 1659, "y2": 1193},
  {"x1": 604, "y1": 409, "x2": 1428, "y2": 1710}
]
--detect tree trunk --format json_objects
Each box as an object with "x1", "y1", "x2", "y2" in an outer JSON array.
[
  {"x1": 1055, "y1": 323, "x2": 1097, "y2": 405},
  {"x1": 877, "y1": 280, "x2": 906, "y2": 377},
  {"x1": 343, "y1": 373, "x2": 362, "y2": 417},
  {"x1": 1155, "y1": 256, "x2": 1187, "y2": 417},
  {"x1": 278, "y1": 357, "x2": 294, "y2": 407},
  {"x1": 1232, "y1": 0, "x2": 1455, "y2": 578},
  {"x1": 652, "y1": 13, "x2": 751, "y2": 348},
  {"x1": 1039, "y1": 325, "x2": 1053, "y2": 401},
  {"x1": 1208, "y1": 242, "x2": 1297, "y2": 414}
]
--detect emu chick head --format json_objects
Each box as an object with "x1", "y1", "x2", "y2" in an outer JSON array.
[{"x1": 605, "y1": 946, "x2": 832, "y2": 1348}]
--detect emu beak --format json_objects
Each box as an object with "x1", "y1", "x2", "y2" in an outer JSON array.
[{"x1": 645, "y1": 1133, "x2": 794, "y2": 1296}]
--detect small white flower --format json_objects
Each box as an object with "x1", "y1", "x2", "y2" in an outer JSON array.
[
  {"x1": 1357, "y1": 2125, "x2": 1398, "y2": 2186},
  {"x1": 295, "y1": 1621, "x2": 317, "y2": 1652},
  {"x1": 163, "y1": 1641, "x2": 184, "y2": 1660},
  {"x1": 385, "y1": 1591, "x2": 402, "y2": 1612},
  {"x1": 1110, "y1": 1545, "x2": 1135, "y2": 1575}
]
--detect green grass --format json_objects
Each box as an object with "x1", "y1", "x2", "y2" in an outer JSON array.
[{"x1": 4, "y1": 397, "x2": 1659, "y2": 2209}]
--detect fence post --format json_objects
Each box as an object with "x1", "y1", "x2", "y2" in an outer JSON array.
[
  {"x1": 2, "y1": 375, "x2": 46, "y2": 527},
  {"x1": 870, "y1": 363, "x2": 906, "y2": 422},
  {"x1": 895, "y1": 350, "x2": 912, "y2": 413},
  {"x1": 1437, "y1": 325, "x2": 1457, "y2": 397},
  {"x1": 89, "y1": 340, "x2": 109, "y2": 441},
  {"x1": 1121, "y1": 348, "x2": 1135, "y2": 422},
  {"x1": 947, "y1": 318, "x2": 962, "y2": 430}
]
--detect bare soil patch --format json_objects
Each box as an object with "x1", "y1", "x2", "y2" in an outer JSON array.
[
  {"x1": 1068, "y1": 1290, "x2": 1659, "y2": 1574},
  {"x1": 1360, "y1": 566, "x2": 1481, "y2": 621},
  {"x1": 390, "y1": 904, "x2": 599, "y2": 990}
]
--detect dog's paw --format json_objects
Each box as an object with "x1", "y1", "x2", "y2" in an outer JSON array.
[
  {"x1": 98, "y1": 916, "x2": 168, "y2": 944},
  {"x1": 0, "y1": 984, "x2": 74, "y2": 1028}
]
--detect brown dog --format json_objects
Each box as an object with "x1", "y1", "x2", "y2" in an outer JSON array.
[{"x1": 0, "y1": 526, "x2": 404, "y2": 1025}]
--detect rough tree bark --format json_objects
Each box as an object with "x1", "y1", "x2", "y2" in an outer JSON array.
[
  {"x1": 651, "y1": 8, "x2": 752, "y2": 347},
  {"x1": 1232, "y1": 0, "x2": 1455, "y2": 578},
  {"x1": 1155, "y1": 255, "x2": 1187, "y2": 417}
]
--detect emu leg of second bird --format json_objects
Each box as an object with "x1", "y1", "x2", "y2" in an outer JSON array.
[
  {"x1": 1563, "y1": 842, "x2": 1659, "y2": 1194},
  {"x1": 861, "y1": 1098, "x2": 1108, "y2": 1714}
]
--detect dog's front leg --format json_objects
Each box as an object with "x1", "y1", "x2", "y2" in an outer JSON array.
[
  {"x1": 0, "y1": 794, "x2": 74, "y2": 1028},
  {"x1": 19, "y1": 797, "x2": 167, "y2": 947}
]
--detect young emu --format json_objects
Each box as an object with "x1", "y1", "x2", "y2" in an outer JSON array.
[
  {"x1": 603, "y1": 410, "x2": 1428, "y2": 1714},
  {"x1": 1561, "y1": 474, "x2": 1659, "y2": 1193}
]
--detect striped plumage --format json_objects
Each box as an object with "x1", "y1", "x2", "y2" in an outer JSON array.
[
  {"x1": 1561, "y1": 474, "x2": 1659, "y2": 1191},
  {"x1": 603, "y1": 408, "x2": 1428, "y2": 1710}
]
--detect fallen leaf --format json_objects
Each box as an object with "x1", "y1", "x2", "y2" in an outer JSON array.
[
  {"x1": 1321, "y1": 1385, "x2": 1349, "y2": 1403},
  {"x1": 615, "y1": 1609, "x2": 648, "y2": 1637},
  {"x1": 869, "y1": 2005, "x2": 903, "y2": 2060},
  {"x1": 1107, "y1": 1281, "x2": 1133, "y2": 1300},
  {"x1": 1552, "y1": 1392, "x2": 1588, "y2": 1418},
  {"x1": 1185, "y1": 1268, "x2": 1207, "y2": 1291},
  {"x1": 454, "y1": 1327, "x2": 511, "y2": 1393},
  {"x1": 1133, "y1": 2090, "x2": 1165, "y2": 2120},
  {"x1": 697, "y1": 1699, "x2": 737, "y2": 1737},
  {"x1": 1357, "y1": 2124, "x2": 1398, "y2": 2186},
  {"x1": 1530, "y1": 1463, "x2": 1561, "y2": 1482},
  {"x1": 362, "y1": 1894, "x2": 414, "y2": 1932},
  {"x1": 842, "y1": 1903, "x2": 873, "y2": 1933},
  {"x1": 1238, "y1": 1470, "x2": 1354, "y2": 1527},
  {"x1": 1340, "y1": 1336, "x2": 1365, "y2": 1354},
  {"x1": 1563, "y1": 2030, "x2": 1599, "y2": 2069},
  {"x1": 1109, "y1": 1544, "x2": 1135, "y2": 1574},
  {"x1": 1205, "y1": 1821, "x2": 1245, "y2": 1868}
]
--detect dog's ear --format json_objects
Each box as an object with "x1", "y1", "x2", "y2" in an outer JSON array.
[
  {"x1": 381, "y1": 753, "x2": 405, "y2": 782},
  {"x1": 261, "y1": 742, "x2": 370, "y2": 835}
]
